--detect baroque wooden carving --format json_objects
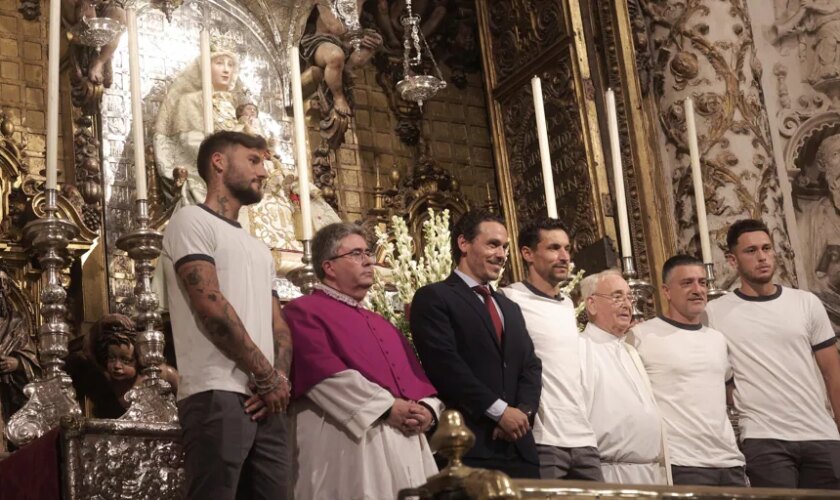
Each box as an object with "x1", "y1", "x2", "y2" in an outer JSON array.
[
  {"x1": 485, "y1": 0, "x2": 567, "y2": 84},
  {"x1": 640, "y1": 0, "x2": 797, "y2": 288},
  {"x1": 476, "y1": 0, "x2": 610, "y2": 280},
  {"x1": 500, "y1": 63, "x2": 599, "y2": 253},
  {"x1": 589, "y1": 0, "x2": 656, "y2": 282}
]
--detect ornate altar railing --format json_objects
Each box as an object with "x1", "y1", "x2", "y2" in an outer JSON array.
[
  {"x1": 402, "y1": 410, "x2": 840, "y2": 500},
  {"x1": 60, "y1": 414, "x2": 184, "y2": 499}
]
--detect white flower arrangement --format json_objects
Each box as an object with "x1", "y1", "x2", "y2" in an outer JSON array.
[
  {"x1": 557, "y1": 263, "x2": 587, "y2": 330},
  {"x1": 368, "y1": 208, "x2": 453, "y2": 342}
]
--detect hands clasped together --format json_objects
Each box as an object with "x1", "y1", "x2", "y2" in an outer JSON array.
[
  {"x1": 492, "y1": 406, "x2": 531, "y2": 442},
  {"x1": 386, "y1": 399, "x2": 435, "y2": 436},
  {"x1": 245, "y1": 368, "x2": 292, "y2": 421}
]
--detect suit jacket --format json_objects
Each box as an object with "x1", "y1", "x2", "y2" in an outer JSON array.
[{"x1": 410, "y1": 272, "x2": 542, "y2": 464}]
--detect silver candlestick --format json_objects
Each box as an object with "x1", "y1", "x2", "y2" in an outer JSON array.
[
  {"x1": 705, "y1": 262, "x2": 727, "y2": 300},
  {"x1": 115, "y1": 199, "x2": 177, "y2": 423},
  {"x1": 299, "y1": 240, "x2": 318, "y2": 295},
  {"x1": 622, "y1": 256, "x2": 654, "y2": 323},
  {"x1": 5, "y1": 189, "x2": 82, "y2": 447}
]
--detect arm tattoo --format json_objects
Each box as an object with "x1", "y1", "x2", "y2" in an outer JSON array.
[
  {"x1": 178, "y1": 261, "x2": 273, "y2": 377},
  {"x1": 272, "y1": 298, "x2": 293, "y2": 375}
]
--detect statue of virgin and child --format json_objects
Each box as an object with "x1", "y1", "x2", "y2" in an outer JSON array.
[
  {"x1": 151, "y1": 38, "x2": 340, "y2": 301},
  {"x1": 154, "y1": 36, "x2": 340, "y2": 239}
]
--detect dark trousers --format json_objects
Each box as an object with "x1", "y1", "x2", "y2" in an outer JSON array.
[
  {"x1": 178, "y1": 390, "x2": 290, "y2": 500},
  {"x1": 537, "y1": 444, "x2": 604, "y2": 481},
  {"x1": 463, "y1": 456, "x2": 540, "y2": 479},
  {"x1": 671, "y1": 465, "x2": 747, "y2": 487},
  {"x1": 742, "y1": 438, "x2": 840, "y2": 489}
]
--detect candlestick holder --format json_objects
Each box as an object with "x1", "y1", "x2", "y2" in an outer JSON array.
[
  {"x1": 621, "y1": 256, "x2": 654, "y2": 323},
  {"x1": 115, "y1": 199, "x2": 177, "y2": 423},
  {"x1": 705, "y1": 262, "x2": 727, "y2": 300},
  {"x1": 299, "y1": 239, "x2": 318, "y2": 295},
  {"x1": 5, "y1": 189, "x2": 82, "y2": 447}
]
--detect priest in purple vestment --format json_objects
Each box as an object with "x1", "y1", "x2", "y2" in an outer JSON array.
[{"x1": 283, "y1": 222, "x2": 443, "y2": 500}]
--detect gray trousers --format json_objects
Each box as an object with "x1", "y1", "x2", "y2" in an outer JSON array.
[
  {"x1": 537, "y1": 444, "x2": 604, "y2": 481},
  {"x1": 742, "y1": 438, "x2": 840, "y2": 489},
  {"x1": 178, "y1": 390, "x2": 290, "y2": 500},
  {"x1": 671, "y1": 465, "x2": 747, "y2": 487}
]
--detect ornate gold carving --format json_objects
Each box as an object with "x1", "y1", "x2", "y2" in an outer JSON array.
[
  {"x1": 484, "y1": 0, "x2": 566, "y2": 84},
  {"x1": 477, "y1": 0, "x2": 610, "y2": 280},
  {"x1": 500, "y1": 64, "x2": 599, "y2": 253},
  {"x1": 641, "y1": 0, "x2": 797, "y2": 288}
]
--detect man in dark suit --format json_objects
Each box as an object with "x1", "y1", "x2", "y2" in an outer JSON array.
[{"x1": 410, "y1": 210, "x2": 542, "y2": 478}]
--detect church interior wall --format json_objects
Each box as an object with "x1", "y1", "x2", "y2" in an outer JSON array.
[
  {"x1": 0, "y1": 0, "x2": 65, "y2": 182},
  {"x1": 330, "y1": 62, "x2": 497, "y2": 223}
]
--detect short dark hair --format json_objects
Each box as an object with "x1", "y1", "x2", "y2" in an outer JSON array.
[
  {"x1": 450, "y1": 210, "x2": 505, "y2": 262},
  {"x1": 196, "y1": 131, "x2": 267, "y2": 182},
  {"x1": 726, "y1": 219, "x2": 770, "y2": 251},
  {"x1": 662, "y1": 254, "x2": 704, "y2": 283},
  {"x1": 311, "y1": 222, "x2": 368, "y2": 280},
  {"x1": 518, "y1": 218, "x2": 568, "y2": 252}
]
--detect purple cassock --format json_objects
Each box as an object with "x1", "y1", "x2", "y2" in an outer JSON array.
[{"x1": 283, "y1": 288, "x2": 438, "y2": 401}]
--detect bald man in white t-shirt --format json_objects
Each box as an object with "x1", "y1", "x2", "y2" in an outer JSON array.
[{"x1": 706, "y1": 219, "x2": 840, "y2": 489}]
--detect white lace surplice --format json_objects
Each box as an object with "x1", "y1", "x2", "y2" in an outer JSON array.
[{"x1": 292, "y1": 369, "x2": 441, "y2": 500}]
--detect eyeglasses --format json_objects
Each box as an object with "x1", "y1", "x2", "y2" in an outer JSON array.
[
  {"x1": 590, "y1": 292, "x2": 633, "y2": 305},
  {"x1": 328, "y1": 248, "x2": 374, "y2": 262}
]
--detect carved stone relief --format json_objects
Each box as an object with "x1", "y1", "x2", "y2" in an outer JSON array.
[
  {"x1": 640, "y1": 0, "x2": 798, "y2": 289},
  {"x1": 751, "y1": 0, "x2": 840, "y2": 332}
]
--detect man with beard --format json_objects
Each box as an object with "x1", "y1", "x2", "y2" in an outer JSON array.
[
  {"x1": 500, "y1": 218, "x2": 602, "y2": 481},
  {"x1": 706, "y1": 219, "x2": 840, "y2": 489},
  {"x1": 631, "y1": 255, "x2": 745, "y2": 486},
  {"x1": 579, "y1": 270, "x2": 670, "y2": 485},
  {"x1": 411, "y1": 210, "x2": 542, "y2": 478},
  {"x1": 161, "y1": 131, "x2": 291, "y2": 499},
  {"x1": 284, "y1": 222, "x2": 442, "y2": 499}
]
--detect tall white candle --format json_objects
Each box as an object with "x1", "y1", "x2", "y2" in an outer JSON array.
[
  {"x1": 290, "y1": 45, "x2": 313, "y2": 240},
  {"x1": 685, "y1": 97, "x2": 712, "y2": 263},
  {"x1": 200, "y1": 28, "x2": 213, "y2": 134},
  {"x1": 45, "y1": 0, "x2": 61, "y2": 190},
  {"x1": 126, "y1": 7, "x2": 147, "y2": 200},
  {"x1": 605, "y1": 89, "x2": 632, "y2": 258},
  {"x1": 531, "y1": 76, "x2": 558, "y2": 219}
]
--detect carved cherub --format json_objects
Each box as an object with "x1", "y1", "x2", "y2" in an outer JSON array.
[
  {"x1": 62, "y1": 0, "x2": 126, "y2": 85},
  {"x1": 300, "y1": 0, "x2": 384, "y2": 117},
  {"x1": 84, "y1": 314, "x2": 178, "y2": 416}
]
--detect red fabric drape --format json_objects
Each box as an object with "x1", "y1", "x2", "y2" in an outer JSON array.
[{"x1": 0, "y1": 428, "x2": 61, "y2": 500}]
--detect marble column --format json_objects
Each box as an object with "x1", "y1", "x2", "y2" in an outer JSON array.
[{"x1": 639, "y1": 0, "x2": 798, "y2": 288}]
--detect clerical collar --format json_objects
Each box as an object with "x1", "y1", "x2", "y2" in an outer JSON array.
[
  {"x1": 585, "y1": 322, "x2": 626, "y2": 343},
  {"x1": 658, "y1": 315, "x2": 703, "y2": 331},
  {"x1": 314, "y1": 283, "x2": 365, "y2": 309},
  {"x1": 522, "y1": 280, "x2": 564, "y2": 301}
]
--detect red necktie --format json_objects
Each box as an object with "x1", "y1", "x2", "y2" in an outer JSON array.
[{"x1": 473, "y1": 285, "x2": 503, "y2": 341}]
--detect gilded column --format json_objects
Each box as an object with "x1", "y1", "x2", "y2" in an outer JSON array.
[{"x1": 640, "y1": 0, "x2": 797, "y2": 287}]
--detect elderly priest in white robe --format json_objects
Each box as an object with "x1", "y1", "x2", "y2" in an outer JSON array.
[
  {"x1": 284, "y1": 222, "x2": 443, "y2": 500},
  {"x1": 579, "y1": 270, "x2": 671, "y2": 485}
]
